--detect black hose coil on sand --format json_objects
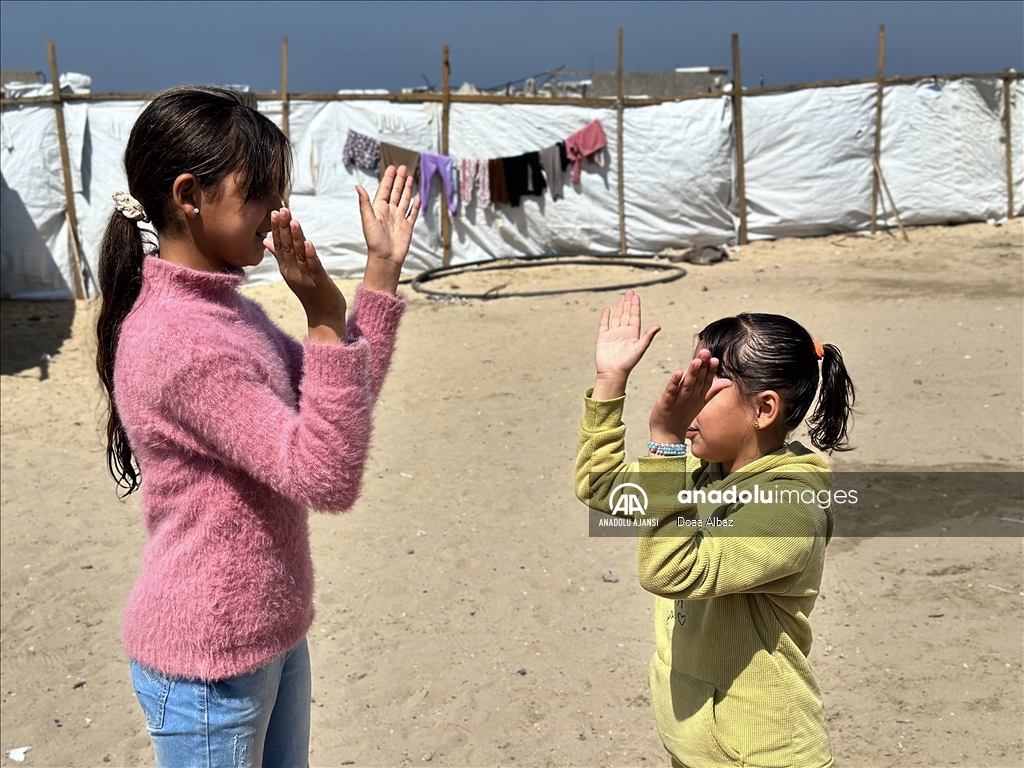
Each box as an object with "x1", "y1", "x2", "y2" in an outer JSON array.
[{"x1": 409, "y1": 253, "x2": 687, "y2": 300}]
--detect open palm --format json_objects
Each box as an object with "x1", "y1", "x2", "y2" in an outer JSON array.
[
  {"x1": 595, "y1": 290, "x2": 660, "y2": 377},
  {"x1": 357, "y1": 165, "x2": 421, "y2": 268}
]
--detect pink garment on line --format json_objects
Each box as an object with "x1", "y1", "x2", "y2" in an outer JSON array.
[
  {"x1": 565, "y1": 119, "x2": 608, "y2": 183},
  {"x1": 116, "y1": 255, "x2": 404, "y2": 681},
  {"x1": 460, "y1": 157, "x2": 490, "y2": 208}
]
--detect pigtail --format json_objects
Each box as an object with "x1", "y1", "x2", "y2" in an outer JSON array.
[
  {"x1": 808, "y1": 344, "x2": 856, "y2": 453},
  {"x1": 96, "y1": 210, "x2": 147, "y2": 495}
]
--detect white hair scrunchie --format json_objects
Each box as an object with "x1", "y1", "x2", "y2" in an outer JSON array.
[{"x1": 112, "y1": 190, "x2": 149, "y2": 223}]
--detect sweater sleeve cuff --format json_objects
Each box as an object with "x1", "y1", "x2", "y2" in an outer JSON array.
[
  {"x1": 639, "y1": 453, "x2": 699, "y2": 492},
  {"x1": 581, "y1": 387, "x2": 626, "y2": 432},
  {"x1": 638, "y1": 455, "x2": 688, "y2": 469},
  {"x1": 352, "y1": 283, "x2": 406, "y2": 339},
  {"x1": 301, "y1": 336, "x2": 371, "y2": 390}
]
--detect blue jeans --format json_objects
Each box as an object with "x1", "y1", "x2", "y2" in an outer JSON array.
[{"x1": 129, "y1": 638, "x2": 311, "y2": 768}]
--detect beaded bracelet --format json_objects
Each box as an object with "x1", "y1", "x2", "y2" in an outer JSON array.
[{"x1": 648, "y1": 441, "x2": 687, "y2": 456}]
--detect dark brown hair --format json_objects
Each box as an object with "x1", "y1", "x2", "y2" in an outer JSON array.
[
  {"x1": 96, "y1": 86, "x2": 291, "y2": 494},
  {"x1": 698, "y1": 313, "x2": 855, "y2": 453}
]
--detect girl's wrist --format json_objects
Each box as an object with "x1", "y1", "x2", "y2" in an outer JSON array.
[
  {"x1": 307, "y1": 323, "x2": 346, "y2": 345},
  {"x1": 649, "y1": 429, "x2": 685, "y2": 446},
  {"x1": 592, "y1": 372, "x2": 627, "y2": 400},
  {"x1": 305, "y1": 309, "x2": 347, "y2": 343},
  {"x1": 363, "y1": 257, "x2": 401, "y2": 294}
]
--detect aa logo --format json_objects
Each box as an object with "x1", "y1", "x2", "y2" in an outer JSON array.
[{"x1": 609, "y1": 483, "x2": 648, "y2": 516}]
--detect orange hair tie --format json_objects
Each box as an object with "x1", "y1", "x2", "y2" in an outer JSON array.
[{"x1": 813, "y1": 340, "x2": 825, "y2": 360}]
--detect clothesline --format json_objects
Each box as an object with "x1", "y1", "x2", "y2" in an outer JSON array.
[{"x1": 340, "y1": 119, "x2": 609, "y2": 214}]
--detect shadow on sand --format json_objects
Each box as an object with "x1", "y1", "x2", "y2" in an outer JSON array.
[{"x1": 0, "y1": 300, "x2": 76, "y2": 377}]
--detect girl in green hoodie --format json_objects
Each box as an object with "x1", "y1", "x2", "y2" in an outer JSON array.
[{"x1": 576, "y1": 290, "x2": 855, "y2": 768}]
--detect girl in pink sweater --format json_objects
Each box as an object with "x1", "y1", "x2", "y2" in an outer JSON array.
[{"x1": 95, "y1": 86, "x2": 420, "y2": 766}]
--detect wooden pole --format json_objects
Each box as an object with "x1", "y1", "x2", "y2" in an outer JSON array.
[
  {"x1": 281, "y1": 37, "x2": 289, "y2": 138},
  {"x1": 47, "y1": 40, "x2": 86, "y2": 301},
  {"x1": 1004, "y1": 68, "x2": 1015, "y2": 219},
  {"x1": 280, "y1": 38, "x2": 289, "y2": 206},
  {"x1": 616, "y1": 28, "x2": 626, "y2": 255},
  {"x1": 872, "y1": 156, "x2": 908, "y2": 242},
  {"x1": 441, "y1": 44, "x2": 452, "y2": 267},
  {"x1": 871, "y1": 25, "x2": 885, "y2": 234},
  {"x1": 731, "y1": 33, "x2": 747, "y2": 245}
]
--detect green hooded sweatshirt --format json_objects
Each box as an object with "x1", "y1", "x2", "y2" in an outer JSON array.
[{"x1": 576, "y1": 392, "x2": 834, "y2": 768}]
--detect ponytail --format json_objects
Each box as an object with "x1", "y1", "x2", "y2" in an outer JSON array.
[
  {"x1": 807, "y1": 343, "x2": 856, "y2": 453},
  {"x1": 94, "y1": 86, "x2": 291, "y2": 496},
  {"x1": 96, "y1": 211, "x2": 147, "y2": 495},
  {"x1": 698, "y1": 314, "x2": 856, "y2": 455}
]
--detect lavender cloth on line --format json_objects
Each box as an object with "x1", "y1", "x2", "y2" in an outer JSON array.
[{"x1": 421, "y1": 152, "x2": 457, "y2": 215}]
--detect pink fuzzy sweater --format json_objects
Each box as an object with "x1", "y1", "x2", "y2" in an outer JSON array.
[{"x1": 115, "y1": 256, "x2": 404, "y2": 680}]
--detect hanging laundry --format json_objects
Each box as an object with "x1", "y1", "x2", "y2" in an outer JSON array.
[
  {"x1": 538, "y1": 145, "x2": 565, "y2": 201},
  {"x1": 420, "y1": 152, "x2": 457, "y2": 215},
  {"x1": 341, "y1": 130, "x2": 380, "y2": 172},
  {"x1": 488, "y1": 158, "x2": 510, "y2": 205},
  {"x1": 460, "y1": 158, "x2": 490, "y2": 209},
  {"x1": 501, "y1": 152, "x2": 547, "y2": 207},
  {"x1": 379, "y1": 142, "x2": 421, "y2": 183},
  {"x1": 565, "y1": 120, "x2": 608, "y2": 183},
  {"x1": 558, "y1": 141, "x2": 571, "y2": 172}
]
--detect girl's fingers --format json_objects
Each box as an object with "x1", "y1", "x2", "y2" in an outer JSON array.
[
  {"x1": 680, "y1": 356, "x2": 705, "y2": 395},
  {"x1": 356, "y1": 185, "x2": 376, "y2": 229},
  {"x1": 375, "y1": 166, "x2": 397, "y2": 207},
  {"x1": 706, "y1": 376, "x2": 732, "y2": 401},
  {"x1": 628, "y1": 290, "x2": 642, "y2": 327},
  {"x1": 694, "y1": 357, "x2": 716, "y2": 391},
  {"x1": 398, "y1": 174, "x2": 413, "y2": 214},
  {"x1": 270, "y1": 210, "x2": 285, "y2": 261},
  {"x1": 391, "y1": 167, "x2": 408, "y2": 206},
  {"x1": 636, "y1": 324, "x2": 661, "y2": 356},
  {"x1": 281, "y1": 209, "x2": 297, "y2": 261},
  {"x1": 290, "y1": 219, "x2": 307, "y2": 262},
  {"x1": 662, "y1": 370, "x2": 684, "y2": 398},
  {"x1": 691, "y1": 360, "x2": 709, "y2": 395},
  {"x1": 699, "y1": 359, "x2": 720, "y2": 396},
  {"x1": 612, "y1": 292, "x2": 628, "y2": 326},
  {"x1": 407, "y1": 195, "x2": 422, "y2": 225},
  {"x1": 302, "y1": 238, "x2": 322, "y2": 273},
  {"x1": 600, "y1": 307, "x2": 611, "y2": 332}
]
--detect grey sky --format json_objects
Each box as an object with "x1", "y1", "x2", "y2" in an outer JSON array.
[{"x1": 1, "y1": 1, "x2": 1021, "y2": 94}]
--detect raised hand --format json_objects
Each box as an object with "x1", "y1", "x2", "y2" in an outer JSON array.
[
  {"x1": 356, "y1": 165, "x2": 421, "y2": 294},
  {"x1": 648, "y1": 349, "x2": 732, "y2": 445},
  {"x1": 264, "y1": 208, "x2": 347, "y2": 344},
  {"x1": 592, "y1": 290, "x2": 660, "y2": 400}
]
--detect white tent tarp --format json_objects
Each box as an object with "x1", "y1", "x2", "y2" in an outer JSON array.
[
  {"x1": 621, "y1": 98, "x2": 735, "y2": 250},
  {"x1": 2, "y1": 77, "x2": 1019, "y2": 298},
  {"x1": 1, "y1": 104, "x2": 79, "y2": 299},
  {"x1": 1007, "y1": 79, "x2": 1024, "y2": 217},
  {"x1": 879, "y1": 79, "x2": 1008, "y2": 227},
  {"x1": 742, "y1": 83, "x2": 877, "y2": 239}
]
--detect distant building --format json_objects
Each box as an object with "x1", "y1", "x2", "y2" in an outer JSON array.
[
  {"x1": 1, "y1": 70, "x2": 44, "y2": 98},
  {"x1": 404, "y1": 67, "x2": 730, "y2": 99},
  {"x1": 589, "y1": 68, "x2": 730, "y2": 98}
]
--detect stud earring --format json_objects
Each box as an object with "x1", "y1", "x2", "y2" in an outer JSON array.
[{"x1": 193, "y1": 207, "x2": 200, "y2": 215}]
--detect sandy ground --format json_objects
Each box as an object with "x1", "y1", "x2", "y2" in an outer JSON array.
[{"x1": 1, "y1": 220, "x2": 1022, "y2": 768}]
